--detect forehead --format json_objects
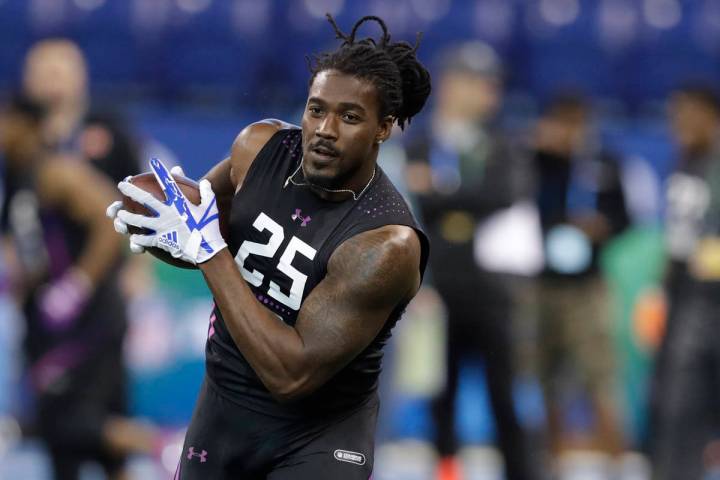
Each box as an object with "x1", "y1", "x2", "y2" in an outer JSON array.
[
  {"x1": 26, "y1": 44, "x2": 84, "y2": 73},
  {"x1": 670, "y1": 94, "x2": 714, "y2": 116},
  {"x1": 308, "y1": 70, "x2": 379, "y2": 112}
]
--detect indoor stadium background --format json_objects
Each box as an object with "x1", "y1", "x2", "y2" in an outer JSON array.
[{"x1": 0, "y1": 0, "x2": 718, "y2": 479}]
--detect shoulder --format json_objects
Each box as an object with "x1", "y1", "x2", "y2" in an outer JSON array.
[
  {"x1": 231, "y1": 119, "x2": 297, "y2": 155},
  {"x1": 327, "y1": 224, "x2": 422, "y2": 302},
  {"x1": 83, "y1": 107, "x2": 128, "y2": 132},
  {"x1": 229, "y1": 119, "x2": 298, "y2": 187}
]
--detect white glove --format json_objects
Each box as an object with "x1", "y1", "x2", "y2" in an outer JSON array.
[
  {"x1": 116, "y1": 158, "x2": 227, "y2": 265},
  {"x1": 106, "y1": 165, "x2": 188, "y2": 255},
  {"x1": 107, "y1": 198, "x2": 145, "y2": 254}
]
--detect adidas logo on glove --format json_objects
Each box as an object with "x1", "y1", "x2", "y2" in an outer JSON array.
[
  {"x1": 113, "y1": 157, "x2": 228, "y2": 265},
  {"x1": 158, "y1": 231, "x2": 181, "y2": 251}
]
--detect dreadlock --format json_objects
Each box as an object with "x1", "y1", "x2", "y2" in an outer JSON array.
[{"x1": 308, "y1": 14, "x2": 432, "y2": 130}]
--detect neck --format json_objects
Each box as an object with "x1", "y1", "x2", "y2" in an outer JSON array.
[
  {"x1": 45, "y1": 99, "x2": 87, "y2": 145},
  {"x1": 308, "y1": 185, "x2": 354, "y2": 202},
  {"x1": 345, "y1": 152, "x2": 378, "y2": 193},
  {"x1": 299, "y1": 156, "x2": 378, "y2": 202},
  {"x1": 685, "y1": 137, "x2": 719, "y2": 160}
]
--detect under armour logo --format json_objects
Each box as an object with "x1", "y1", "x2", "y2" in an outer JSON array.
[
  {"x1": 187, "y1": 447, "x2": 208, "y2": 463},
  {"x1": 291, "y1": 208, "x2": 311, "y2": 227}
]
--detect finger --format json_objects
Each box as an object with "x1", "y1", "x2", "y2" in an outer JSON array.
[
  {"x1": 129, "y1": 241, "x2": 146, "y2": 254},
  {"x1": 198, "y1": 179, "x2": 217, "y2": 207},
  {"x1": 117, "y1": 210, "x2": 159, "y2": 229},
  {"x1": 149, "y1": 157, "x2": 187, "y2": 207},
  {"x1": 170, "y1": 165, "x2": 186, "y2": 177},
  {"x1": 129, "y1": 233, "x2": 155, "y2": 248},
  {"x1": 113, "y1": 217, "x2": 129, "y2": 235},
  {"x1": 117, "y1": 181, "x2": 165, "y2": 211},
  {"x1": 197, "y1": 179, "x2": 219, "y2": 226},
  {"x1": 149, "y1": 158, "x2": 196, "y2": 227},
  {"x1": 106, "y1": 200, "x2": 124, "y2": 219},
  {"x1": 199, "y1": 179, "x2": 214, "y2": 197}
]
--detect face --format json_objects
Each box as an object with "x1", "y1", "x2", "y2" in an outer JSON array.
[
  {"x1": 535, "y1": 107, "x2": 588, "y2": 157},
  {"x1": 23, "y1": 41, "x2": 88, "y2": 108},
  {"x1": 669, "y1": 93, "x2": 718, "y2": 155},
  {"x1": 301, "y1": 70, "x2": 392, "y2": 191},
  {"x1": 436, "y1": 71, "x2": 501, "y2": 123}
]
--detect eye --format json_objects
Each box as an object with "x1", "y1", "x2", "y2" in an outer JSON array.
[
  {"x1": 308, "y1": 105, "x2": 323, "y2": 116},
  {"x1": 342, "y1": 112, "x2": 361, "y2": 123}
]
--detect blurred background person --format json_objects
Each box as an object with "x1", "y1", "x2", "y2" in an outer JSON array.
[
  {"x1": 532, "y1": 94, "x2": 629, "y2": 463},
  {"x1": 21, "y1": 36, "x2": 182, "y2": 401},
  {"x1": 0, "y1": 95, "x2": 160, "y2": 480},
  {"x1": 22, "y1": 38, "x2": 142, "y2": 184},
  {"x1": 405, "y1": 41, "x2": 540, "y2": 480},
  {"x1": 2, "y1": 1, "x2": 720, "y2": 478},
  {"x1": 648, "y1": 85, "x2": 720, "y2": 480}
]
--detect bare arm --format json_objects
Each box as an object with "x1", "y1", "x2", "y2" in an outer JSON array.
[
  {"x1": 201, "y1": 119, "x2": 296, "y2": 241},
  {"x1": 199, "y1": 224, "x2": 422, "y2": 402},
  {"x1": 37, "y1": 156, "x2": 124, "y2": 284},
  {"x1": 203, "y1": 119, "x2": 297, "y2": 192}
]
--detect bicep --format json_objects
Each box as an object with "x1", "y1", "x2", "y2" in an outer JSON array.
[
  {"x1": 294, "y1": 226, "x2": 422, "y2": 378},
  {"x1": 38, "y1": 159, "x2": 118, "y2": 224},
  {"x1": 203, "y1": 158, "x2": 234, "y2": 230},
  {"x1": 202, "y1": 157, "x2": 233, "y2": 199}
]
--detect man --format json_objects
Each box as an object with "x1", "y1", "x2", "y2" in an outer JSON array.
[
  {"x1": 405, "y1": 42, "x2": 539, "y2": 480},
  {"x1": 532, "y1": 94, "x2": 628, "y2": 457},
  {"x1": 0, "y1": 95, "x2": 163, "y2": 479},
  {"x1": 108, "y1": 14, "x2": 431, "y2": 479},
  {"x1": 649, "y1": 86, "x2": 720, "y2": 480},
  {"x1": 22, "y1": 39, "x2": 141, "y2": 184}
]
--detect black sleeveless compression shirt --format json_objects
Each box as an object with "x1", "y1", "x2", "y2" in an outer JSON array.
[{"x1": 205, "y1": 127, "x2": 429, "y2": 417}]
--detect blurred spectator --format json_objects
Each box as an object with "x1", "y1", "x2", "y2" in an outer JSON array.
[
  {"x1": 648, "y1": 86, "x2": 720, "y2": 480},
  {"x1": 23, "y1": 38, "x2": 141, "y2": 183},
  {"x1": 532, "y1": 94, "x2": 628, "y2": 458},
  {"x1": 406, "y1": 42, "x2": 539, "y2": 480},
  {"x1": 0, "y1": 95, "x2": 160, "y2": 480}
]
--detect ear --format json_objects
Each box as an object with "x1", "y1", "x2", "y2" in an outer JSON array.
[{"x1": 375, "y1": 116, "x2": 394, "y2": 145}]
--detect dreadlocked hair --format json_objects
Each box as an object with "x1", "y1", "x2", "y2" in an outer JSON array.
[{"x1": 308, "y1": 14, "x2": 432, "y2": 130}]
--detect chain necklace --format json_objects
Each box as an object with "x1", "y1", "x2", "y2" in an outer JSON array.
[{"x1": 283, "y1": 160, "x2": 376, "y2": 201}]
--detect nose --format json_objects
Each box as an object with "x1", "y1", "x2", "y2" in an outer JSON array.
[{"x1": 315, "y1": 114, "x2": 338, "y2": 141}]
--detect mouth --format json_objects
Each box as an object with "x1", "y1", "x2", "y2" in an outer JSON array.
[{"x1": 310, "y1": 145, "x2": 340, "y2": 163}]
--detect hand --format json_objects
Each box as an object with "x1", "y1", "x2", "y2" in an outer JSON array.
[
  {"x1": 116, "y1": 158, "x2": 226, "y2": 265},
  {"x1": 107, "y1": 166, "x2": 187, "y2": 255},
  {"x1": 38, "y1": 268, "x2": 92, "y2": 330},
  {"x1": 107, "y1": 197, "x2": 145, "y2": 254}
]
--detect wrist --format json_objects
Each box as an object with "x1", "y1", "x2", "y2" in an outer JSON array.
[
  {"x1": 65, "y1": 267, "x2": 93, "y2": 296},
  {"x1": 198, "y1": 246, "x2": 231, "y2": 269},
  {"x1": 40, "y1": 267, "x2": 94, "y2": 330}
]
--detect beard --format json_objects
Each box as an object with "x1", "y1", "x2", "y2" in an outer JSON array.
[{"x1": 302, "y1": 158, "x2": 359, "y2": 191}]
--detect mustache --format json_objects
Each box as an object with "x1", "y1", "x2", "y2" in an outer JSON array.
[{"x1": 310, "y1": 139, "x2": 340, "y2": 157}]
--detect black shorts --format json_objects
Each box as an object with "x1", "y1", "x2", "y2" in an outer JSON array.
[{"x1": 175, "y1": 378, "x2": 378, "y2": 480}]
